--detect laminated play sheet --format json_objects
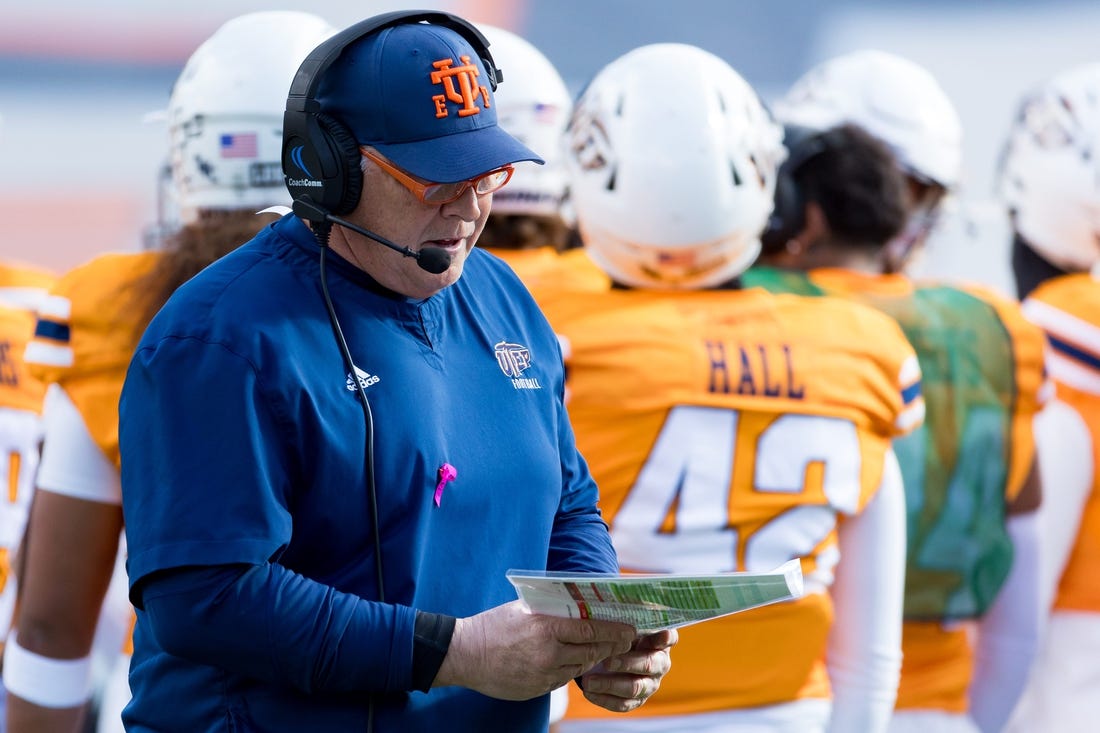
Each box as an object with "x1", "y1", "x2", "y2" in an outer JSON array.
[{"x1": 507, "y1": 559, "x2": 804, "y2": 634}]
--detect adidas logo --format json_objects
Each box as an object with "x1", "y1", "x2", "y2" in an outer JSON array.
[{"x1": 346, "y1": 366, "x2": 381, "y2": 391}]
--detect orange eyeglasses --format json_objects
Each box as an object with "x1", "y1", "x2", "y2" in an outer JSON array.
[{"x1": 361, "y1": 147, "x2": 514, "y2": 205}]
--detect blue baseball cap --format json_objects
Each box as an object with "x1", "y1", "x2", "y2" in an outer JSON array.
[{"x1": 315, "y1": 22, "x2": 544, "y2": 183}]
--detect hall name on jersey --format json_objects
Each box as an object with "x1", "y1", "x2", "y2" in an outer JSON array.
[{"x1": 704, "y1": 340, "x2": 804, "y2": 399}]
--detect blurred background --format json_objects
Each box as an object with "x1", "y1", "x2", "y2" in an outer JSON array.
[{"x1": 3, "y1": 0, "x2": 1097, "y2": 294}]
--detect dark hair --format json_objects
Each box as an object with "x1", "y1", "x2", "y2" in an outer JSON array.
[
  {"x1": 796, "y1": 123, "x2": 908, "y2": 250},
  {"x1": 130, "y1": 210, "x2": 279, "y2": 336}
]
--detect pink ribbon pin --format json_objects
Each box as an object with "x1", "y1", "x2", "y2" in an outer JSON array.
[{"x1": 434, "y1": 463, "x2": 457, "y2": 507}]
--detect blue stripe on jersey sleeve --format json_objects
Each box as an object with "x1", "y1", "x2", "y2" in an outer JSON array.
[
  {"x1": 901, "y1": 379, "x2": 923, "y2": 405},
  {"x1": 34, "y1": 318, "x2": 70, "y2": 343},
  {"x1": 1049, "y1": 333, "x2": 1100, "y2": 371}
]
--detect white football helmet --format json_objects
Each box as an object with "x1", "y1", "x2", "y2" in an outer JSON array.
[
  {"x1": 478, "y1": 25, "x2": 572, "y2": 220},
  {"x1": 998, "y1": 63, "x2": 1100, "y2": 272},
  {"x1": 168, "y1": 11, "x2": 334, "y2": 224},
  {"x1": 775, "y1": 49, "x2": 962, "y2": 189},
  {"x1": 565, "y1": 43, "x2": 785, "y2": 290}
]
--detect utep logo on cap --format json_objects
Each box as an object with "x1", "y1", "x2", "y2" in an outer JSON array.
[{"x1": 431, "y1": 55, "x2": 490, "y2": 118}]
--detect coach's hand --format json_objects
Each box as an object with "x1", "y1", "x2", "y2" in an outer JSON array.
[
  {"x1": 433, "y1": 600, "x2": 635, "y2": 701},
  {"x1": 577, "y1": 628, "x2": 677, "y2": 713}
]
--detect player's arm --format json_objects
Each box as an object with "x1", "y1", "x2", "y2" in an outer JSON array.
[
  {"x1": 4, "y1": 385, "x2": 123, "y2": 732},
  {"x1": 5, "y1": 491, "x2": 119, "y2": 732},
  {"x1": 968, "y1": 399, "x2": 1094, "y2": 732},
  {"x1": 827, "y1": 447, "x2": 906, "y2": 733},
  {"x1": 968, "y1": 460, "x2": 1041, "y2": 733}
]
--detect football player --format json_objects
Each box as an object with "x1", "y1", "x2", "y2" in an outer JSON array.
[
  {"x1": 547, "y1": 43, "x2": 923, "y2": 733},
  {"x1": 999, "y1": 62, "x2": 1100, "y2": 733},
  {"x1": 1, "y1": 12, "x2": 334, "y2": 732},
  {"x1": 747, "y1": 50, "x2": 1048, "y2": 733}
]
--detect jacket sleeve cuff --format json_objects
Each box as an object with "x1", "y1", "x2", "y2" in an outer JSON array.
[{"x1": 410, "y1": 610, "x2": 456, "y2": 692}]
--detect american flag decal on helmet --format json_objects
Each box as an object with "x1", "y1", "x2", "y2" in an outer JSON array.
[{"x1": 219, "y1": 132, "x2": 258, "y2": 158}]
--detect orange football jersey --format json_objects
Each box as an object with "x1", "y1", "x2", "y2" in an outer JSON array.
[
  {"x1": 536, "y1": 286, "x2": 923, "y2": 718},
  {"x1": 24, "y1": 251, "x2": 160, "y2": 470},
  {"x1": 1024, "y1": 272, "x2": 1100, "y2": 614}
]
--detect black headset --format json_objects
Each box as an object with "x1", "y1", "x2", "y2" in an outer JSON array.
[
  {"x1": 761, "y1": 123, "x2": 836, "y2": 252},
  {"x1": 282, "y1": 10, "x2": 501, "y2": 219}
]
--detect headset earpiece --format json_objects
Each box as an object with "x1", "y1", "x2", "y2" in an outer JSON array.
[
  {"x1": 282, "y1": 10, "x2": 501, "y2": 221},
  {"x1": 282, "y1": 109, "x2": 363, "y2": 216},
  {"x1": 761, "y1": 124, "x2": 831, "y2": 253},
  {"x1": 317, "y1": 113, "x2": 363, "y2": 215}
]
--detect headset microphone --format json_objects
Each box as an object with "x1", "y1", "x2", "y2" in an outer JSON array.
[
  {"x1": 410, "y1": 246, "x2": 452, "y2": 275},
  {"x1": 292, "y1": 198, "x2": 453, "y2": 274}
]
